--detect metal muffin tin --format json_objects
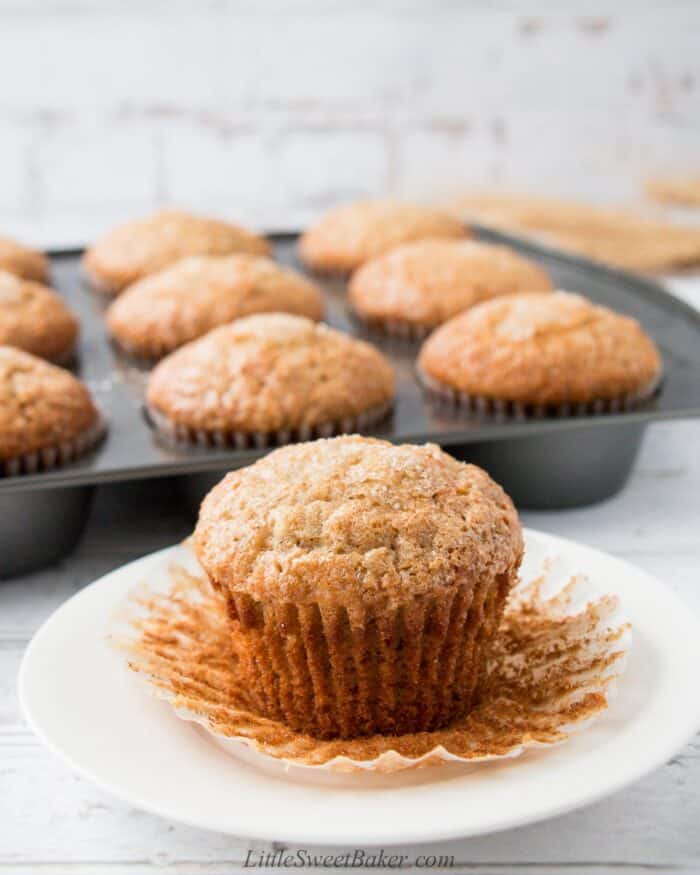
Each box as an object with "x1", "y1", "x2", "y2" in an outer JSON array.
[{"x1": 2, "y1": 227, "x2": 699, "y2": 577}]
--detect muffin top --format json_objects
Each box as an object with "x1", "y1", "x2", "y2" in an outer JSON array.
[
  {"x1": 194, "y1": 435, "x2": 522, "y2": 608},
  {"x1": 349, "y1": 239, "x2": 553, "y2": 328},
  {"x1": 0, "y1": 346, "x2": 99, "y2": 461},
  {"x1": 0, "y1": 236, "x2": 49, "y2": 283},
  {"x1": 83, "y1": 209, "x2": 271, "y2": 294},
  {"x1": 107, "y1": 254, "x2": 325, "y2": 359},
  {"x1": 298, "y1": 200, "x2": 468, "y2": 274},
  {"x1": 0, "y1": 270, "x2": 78, "y2": 362},
  {"x1": 147, "y1": 314, "x2": 395, "y2": 434},
  {"x1": 419, "y1": 291, "x2": 662, "y2": 405}
]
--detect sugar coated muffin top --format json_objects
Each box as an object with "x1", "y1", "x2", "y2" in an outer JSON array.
[
  {"x1": 349, "y1": 239, "x2": 553, "y2": 328},
  {"x1": 0, "y1": 236, "x2": 49, "y2": 283},
  {"x1": 0, "y1": 346, "x2": 99, "y2": 461},
  {"x1": 0, "y1": 270, "x2": 78, "y2": 362},
  {"x1": 107, "y1": 254, "x2": 324, "y2": 358},
  {"x1": 194, "y1": 435, "x2": 522, "y2": 609},
  {"x1": 146, "y1": 314, "x2": 394, "y2": 435},
  {"x1": 419, "y1": 291, "x2": 662, "y2": 405},
  {"x1": 83, "y1": 209, "x2": 271, "y2": 293},
  {"x1": 299, "y1": 200, "x2": 468, "y2": 274}
]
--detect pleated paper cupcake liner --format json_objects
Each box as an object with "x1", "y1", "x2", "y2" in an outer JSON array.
[
  {"x1": 110, "y1": 538, "x2": 630, "y2": 775},
  {"x1": 353, "y1": 313, "x2": 435, "y2": 342},
  {"x1": 146, "y1": 401, "x2": 393, "y2": 451},
  {"x1": 110, "y1": 336, "x2": 169, "y2": 364},
  {"x1": 51, "y1": 346, "x2": 79, "y2": 368},
  {"x1": 216, "y1": 567, "x2": 514, "y2": 740},
  {"x1": 417, "y1": 365, "x2": 663, "y2": 420},
  {"x1": 1, "y1": 412, "x2": 107, "y2": 478}
]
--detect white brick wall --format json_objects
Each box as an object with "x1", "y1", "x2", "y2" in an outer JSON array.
[{"x1": 0, "y1": 1, "x2": 698, "y2": 246}]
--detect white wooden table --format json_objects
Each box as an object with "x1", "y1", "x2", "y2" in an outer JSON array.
[{"x1": 2, "y1": 281, "x2": 699, "y2": 874}]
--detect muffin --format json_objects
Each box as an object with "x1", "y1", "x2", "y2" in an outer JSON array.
[
  {"x1": 146, "y1": 314, "x2": 394, "y2": 446},
  {"x1": 106, "y1": 254, "x2": 324, "y2": 359},
  {"x1": 0, "y1": 270, "x2": 78, "y2": 362},
  {"x1": 193, "y1": 435, "x2": 523, "y2": 739},
  {"x1": 419, "y1": 291, "x2": 662, "y2": 415},
  {"x1": 349, "y1": 239, "x2": 553, "y2": 338},
  {"x1": 194, "y1": 436, "x2": 523, "y2": 738},
  {"x1": 298, "y1": 200, "x2": 469, "y2": 274},
  {"x1": 0, "y1": 347, "x2": 104, "y2": 475},
  {"x1": 83, "y1": 209, "x2": 271, "y2": 294},
  {"x1": 0, "y1": 236, "x2": 49, "y2": 283}
]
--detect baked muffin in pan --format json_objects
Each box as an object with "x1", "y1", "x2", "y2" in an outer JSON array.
[
  {"x1": 83, "y1": 209, "x2": 270, "y2": 294},
  {"x1": 0, "y1": 347, "x2": 105, "y2": 476},
  {"x1": 299, "y1": 200, "x2": 468, "y2": 275},
  {"x1": 0, "y1": 270, "x2": 78, "y2": 363},
  {"x1": 418, "y1": 291, "x2": 662, "y2": 416},
  {"x1": 106, "y1": 254, "x2": 324, "y2": 359},
  {"x1": 146, "y1": 314, "x2": 394, "y2": 447},
  {"x1": 349, "y1": 239, "x2": 553, "y2": 338},
  {"x1": 0, "y1": 236, "x2": 49, "y2": 283}
]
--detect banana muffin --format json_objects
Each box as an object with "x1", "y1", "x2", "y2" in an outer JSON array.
[
  {"x1": 418, "y1": 291, "x2": 662, "y2": 414},
  {"x1": 106, "y1": 254, "x2": 324, "y2": 359},
  {"x1": 298, "y1": 200, "x2": 469, "y2": 274},
  {"x1": 83, "y1": 209, "x2": 271, "y2": 294},
  {"x1": 0, "y1": 346, "x2": 104, "y2": 475},
  {"x1": 349, "y1": 239, "x2": 553, "y2": 338},
  {"x1": 0, "y1": 236, "x2": 49, "y2": 283},
  {"x1": 193, "y1": 435, "x2": 523, "y2": 739},
  {"x1": 146, "y1": 314, "x2": 394, "y2": 446},
  {"x1": 0, "y1": 270, "x2": 78, "y2": 362}
]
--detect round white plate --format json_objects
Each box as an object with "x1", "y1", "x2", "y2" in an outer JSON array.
[{"x1": 19, "y1": 530, "x2": 700, "y2": 845}]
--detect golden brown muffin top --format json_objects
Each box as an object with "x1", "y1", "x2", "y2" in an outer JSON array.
[
  {"x1": 0, "y1": 236, "x2": 49, "y2": 283},
  {"x1": 0, "y1": 270, "x2": 78, "y2": 362},
  {"x1": 298, "y1": 200, "x2": 469, "y2": 274},
  {"x1": 82, "y1": 209, "x2": 271, "y2": 294},
  {"x1": 349, "y1": 239, "x2": 553, "y2": 328},
  {"x1": 194, "y1": 435, "x2": 522, "y2": 608},
  {"x1": 0, "y1": 346, "x2": 99, "y2": 461},
  {"x1": 106, "y1": 254, "x2": 325, "y2": 359},
  {"x1": 419, "y1": 291, "x2": 662, "y2": 405},
  {"x1": 147, "y1": 314, "x2": 395, "y2": 434}
]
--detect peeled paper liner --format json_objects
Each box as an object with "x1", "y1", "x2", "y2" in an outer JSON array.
[
  {"x1": 146, "y1": 401, "x2": 393, "y2": 451},
  {"x1": 417, "y1": 365, "x2": 662, "y2": 420},
  {"x1": 110, "y1": 537, "x2": 630, "y2": 778}
]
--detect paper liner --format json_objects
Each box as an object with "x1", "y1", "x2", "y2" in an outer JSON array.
[
  {"x1": 110, "y1": 539, "x2": 630, "y2": 774},
  {"x1": 213, "y1": 569, "x2": 514, "y2": 739},
  {"x1": 146, "y1": 401, "x2": 393, "y2": 450},
  {"x1": 1, "y1": 412, "x2": 107, "y2": 477},
  {"x1": 417, "y1": 365, "x2": 662, "y2": 420},
  {"x1": 353, "y1": 313, "x2": 434, "y2": 342}
]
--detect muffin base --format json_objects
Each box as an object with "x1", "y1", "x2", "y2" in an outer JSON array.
[
  {"x1": 416, "y1": 365, "x2": 663, "y2": 419},
  {"x1": 146, "y1": 401, "x2": 393, "y2": 450},
  {"x1": 221, "y1": 568, "x2": 514, "y2": 740},
  {"x1": 353, "y1": 313, "x2": 435, "y2": 342},
  {"x1": 1, "y1": 413, "x2": 107, "y2": 477}
]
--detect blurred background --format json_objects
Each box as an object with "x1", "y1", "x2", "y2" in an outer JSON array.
[{"x1": 0, "y1": 1, "x2": 698, "y2": 247}]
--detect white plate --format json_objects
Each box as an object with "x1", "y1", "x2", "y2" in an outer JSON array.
[{"x1": 19, "y1": 530, "x2": 700, "y2": 845}]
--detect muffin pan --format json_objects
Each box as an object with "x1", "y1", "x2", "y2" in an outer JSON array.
[{"x1": 2, "y1": 227, "x2": 700, "y2": 576}]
